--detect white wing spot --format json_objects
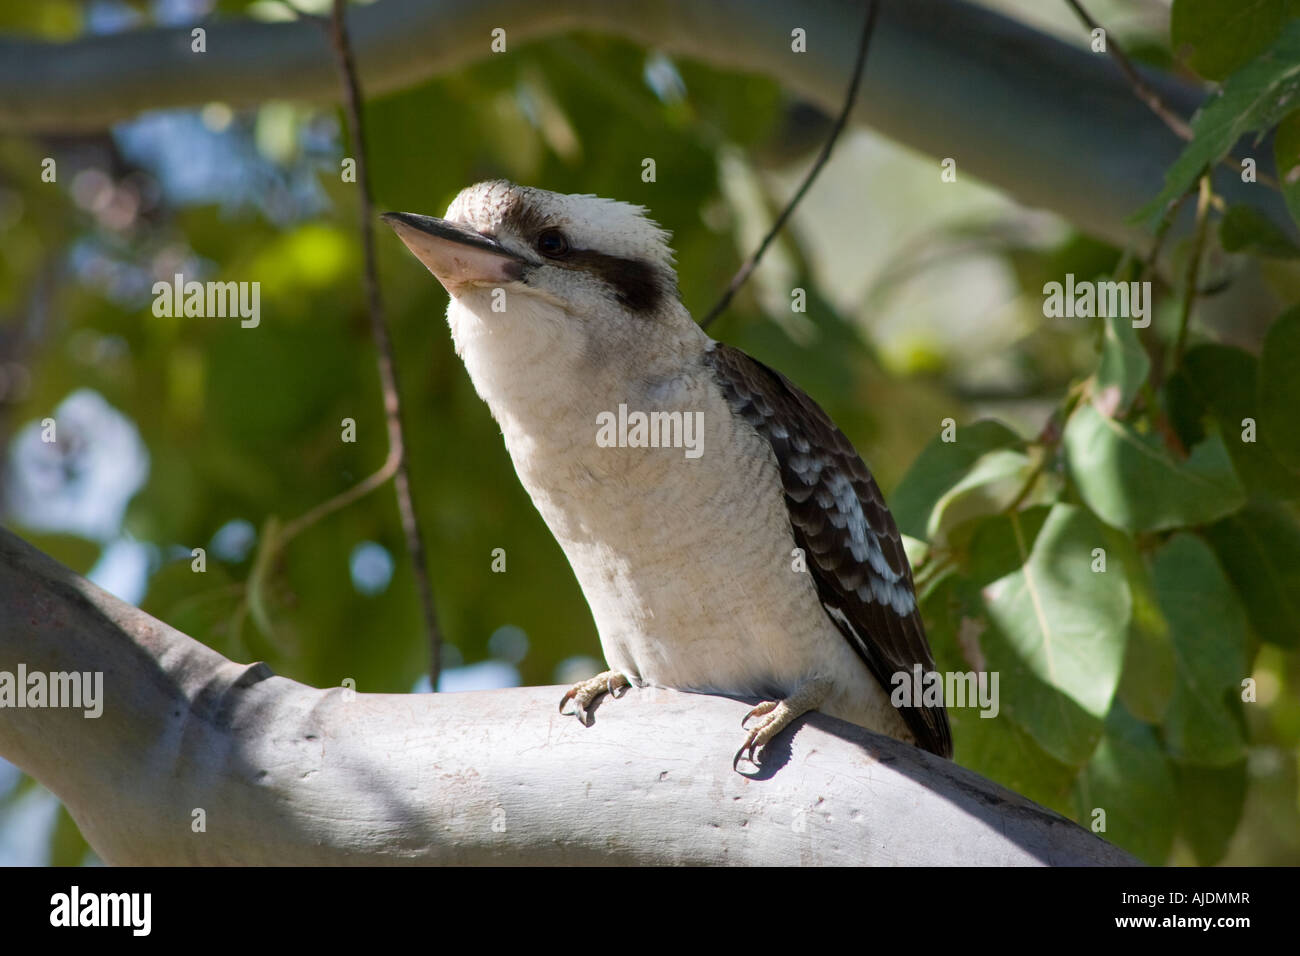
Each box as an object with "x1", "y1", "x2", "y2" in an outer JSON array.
[{"x1": 825, "y1": 471, "x2": 900, "y2": 582}]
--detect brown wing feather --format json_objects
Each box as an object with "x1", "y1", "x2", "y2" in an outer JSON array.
[{"x1": 705, "y1": 342, "x2": 952, "y2": 758}]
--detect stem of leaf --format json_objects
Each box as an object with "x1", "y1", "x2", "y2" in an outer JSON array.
[{"x1": 1172, "y1": 173, "x2": 1213, "y2": 372}]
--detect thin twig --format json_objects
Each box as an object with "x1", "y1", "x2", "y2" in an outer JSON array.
[
  {"x1": 1063, "y1": 0, "x2": 1279, "y2": 190},
  {"x1": 699, "y1": 0, "x2": 879, "y2": 330},
  {"x1": 1140, "y1": 187, "x2": 1192, "y2": 283},
  {"x1": 1062, "y1": 0, "x2": 1192, "y2": 140},
  {"x1": 1172, "y1": 173, "x2": 1213, "y2": 370},
  {"x1": 1132, "y1": 179, "x2": 1197, "y2": 407},
  {"x1": 277, "y1": 446, "x2": 400, "y2": 544},
  {"x1": 1002, "y1": 380, "x2": 1085, "y2": 515},
  {"x1": 320, "y1": 0, "x2": 444, "y2": 686}
]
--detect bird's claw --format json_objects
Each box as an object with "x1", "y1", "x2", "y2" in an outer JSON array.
[
  {"x1": 740, "y1": 699, "x2": 778, "y2": 729},
  {"x1": 559, "y1": 670, "x2": 629, "y2": 726},
  {"x1": 733, "y1": 733, "x2": 760, "y2": 771},
  {"x1": 558, "y1": 685, "x2": 596, "y2": 726},
  {"x1": 734, "y1": 700, "x2": 790, "y2": 770}
]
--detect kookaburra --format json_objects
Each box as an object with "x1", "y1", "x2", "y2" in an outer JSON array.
[{"x1": 384, "y1": 181, "x2": 951, "y2": 767}]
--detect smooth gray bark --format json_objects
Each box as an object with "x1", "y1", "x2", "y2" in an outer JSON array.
[
  {"x1": 0, "y1": 527, "x2": 1134, "y2": 865},
  {"x1": 0, "y1": 0, "x2": 1289, "y2": 249}
]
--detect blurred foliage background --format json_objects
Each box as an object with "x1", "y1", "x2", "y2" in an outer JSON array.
[{"x1": 0, "y1": 0, "x2": 1297, "y2": 866}]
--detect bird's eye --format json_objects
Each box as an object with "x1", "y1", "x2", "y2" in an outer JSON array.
[{"x1": 536, "y1": 229, "x2": 570, "y2": 259}]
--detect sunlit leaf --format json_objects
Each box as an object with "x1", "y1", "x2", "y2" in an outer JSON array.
[
  {"x1": 1109, "y1": 527, "x2": 1177, "y2": 724},
  {"x1": 1064, "y1": 401, "x2": 1246, "y2": 531},
  {"x1": 919, "y1": 573, "x2": 1077, "y2": 817},
  {"x1": 967, "y1": 505, "x2": 1130, "y2": 765},
  {"x1": 1095, "y1": 311, "x2": 1150, "y2": 412},
  {"x1": 889, "y1": 420, "x2": 1023, "y2": 540}
]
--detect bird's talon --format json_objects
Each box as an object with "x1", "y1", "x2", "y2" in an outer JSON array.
[
  {"x1": 559, "y1": 670, "x2": 628, "y2": 725},
  {"x1": 741, "y1": 700, "x2": 778, "y2": 729},
  {"x1": 734, "y1": 733, "x2": 760, "y2": 770}
]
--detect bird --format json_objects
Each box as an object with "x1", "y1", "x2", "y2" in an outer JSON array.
[{"x1": 383, "y1": 180, "x2": 951, "y2": 768}]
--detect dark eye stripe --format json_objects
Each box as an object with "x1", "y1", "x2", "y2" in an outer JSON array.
[
  {"x1": 499, "y1": 194, "x2": 669, "y2": 313},
  {"x1": 564, "y1": 249, "x2": 666, "y2": 314}
]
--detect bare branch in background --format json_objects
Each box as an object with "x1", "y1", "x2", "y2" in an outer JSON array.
[
  {"x1": 1063, "y1": 0, "x2": 1279, "y2": 190},
  {"x1": 325, "y1": 0, "x2": 443, "y2": 686},
  {"x1": 272, "y1": 0, "x2": 445, "y2": 685},
  {"x1": 699, "y1": 1, "x2": 878, "y2": 330},
  {"x1": 2, "y1": 0, "x2": 1290, "y2": 250}
]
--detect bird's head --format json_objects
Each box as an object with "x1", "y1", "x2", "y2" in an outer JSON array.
[
  {"x1": 383, "y1": 180, "x2": 682, "y2": 327},
  {"x1": 384, "y1": 181, "x2": 704, "y2": 424}
]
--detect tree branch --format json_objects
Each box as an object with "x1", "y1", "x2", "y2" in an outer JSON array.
[
  {"x1": 0, "y1": 527, "x2": 1134, "y2": 865},
  {"x1": 0, "y1": 0, "x2": 1290, "y2": 249},
  {"x1": 323, "y1": 0, "x2": 443, "y2": 686}
]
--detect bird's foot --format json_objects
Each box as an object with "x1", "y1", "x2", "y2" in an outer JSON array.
[
  {"x1": 559, "y1": 670, "x2": 629, "y2": 726},
  {"x1": 734, "y1": 678, "x2": 830, "y2": 770}
]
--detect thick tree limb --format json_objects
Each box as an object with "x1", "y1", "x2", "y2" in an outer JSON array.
[
  {"x1": 0, "y1": 0, "x2": 1289, "y2": 248},
  {"x1": 0, "y1": 527, "x2": 1134, "y2": 865}
]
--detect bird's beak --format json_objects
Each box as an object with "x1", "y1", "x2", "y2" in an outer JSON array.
[{"x1": 382, "y1": 211, "x2": 527, "y2": 293}]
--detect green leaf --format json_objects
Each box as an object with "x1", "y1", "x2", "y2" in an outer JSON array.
[
  {"x1": 1175, "y1": 760, "x2": 1248, "y2": 864},
  {"x1": 1154, "y1": 534, "x2": 1250, "y2": 765},
  {"x1": 1171, "y1": 0, "x2": 1300, "y2": 82},
  {"x1": 1095, "y1": 312, "x2": 1150, "y2": 411},
  {"x1": 1109, "y1": 528, "x2": 1177, "y2": 723},
  {"x1": 967, "y1": 504, "x2": 1131, "y2": 765},
  {"x1": 1138, "y1": 19, "x2": 1300, "y2": 225},
  {"x1": 1259, "y1": 304, "x2": 1300, "y2": 470},
  {"x1": 1219, "y1": 203, "x2": 1300, "y2": 256},
  {"x1": 955, "y1": 704, "x2": 1080, "y2": 817},
  {"x1": 1203, "y1": 503, "x2": 1300, "y2": 647},
  {"x1": 1063, "y1": 401, "x2": 1247, "y2": 531},
  {"x1": 925, "y1": 449, "x2": 1037, "y2": 547},
  {"x1": 889, "y1": 420, "x2": 1022, "y2": 540},
  {"x1": 1167, "y1": 343, "x2": 1300, "y2": 499},
  {"x1": 1073, "y1": 702, "x2": 1177, "y2": 864},
  {"x1": 1275, "y1": 110, "x2": 1300, "y2": 225},
  {"x1": 920, "y1": 574, "x2": 1078, "y2": 817}
]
